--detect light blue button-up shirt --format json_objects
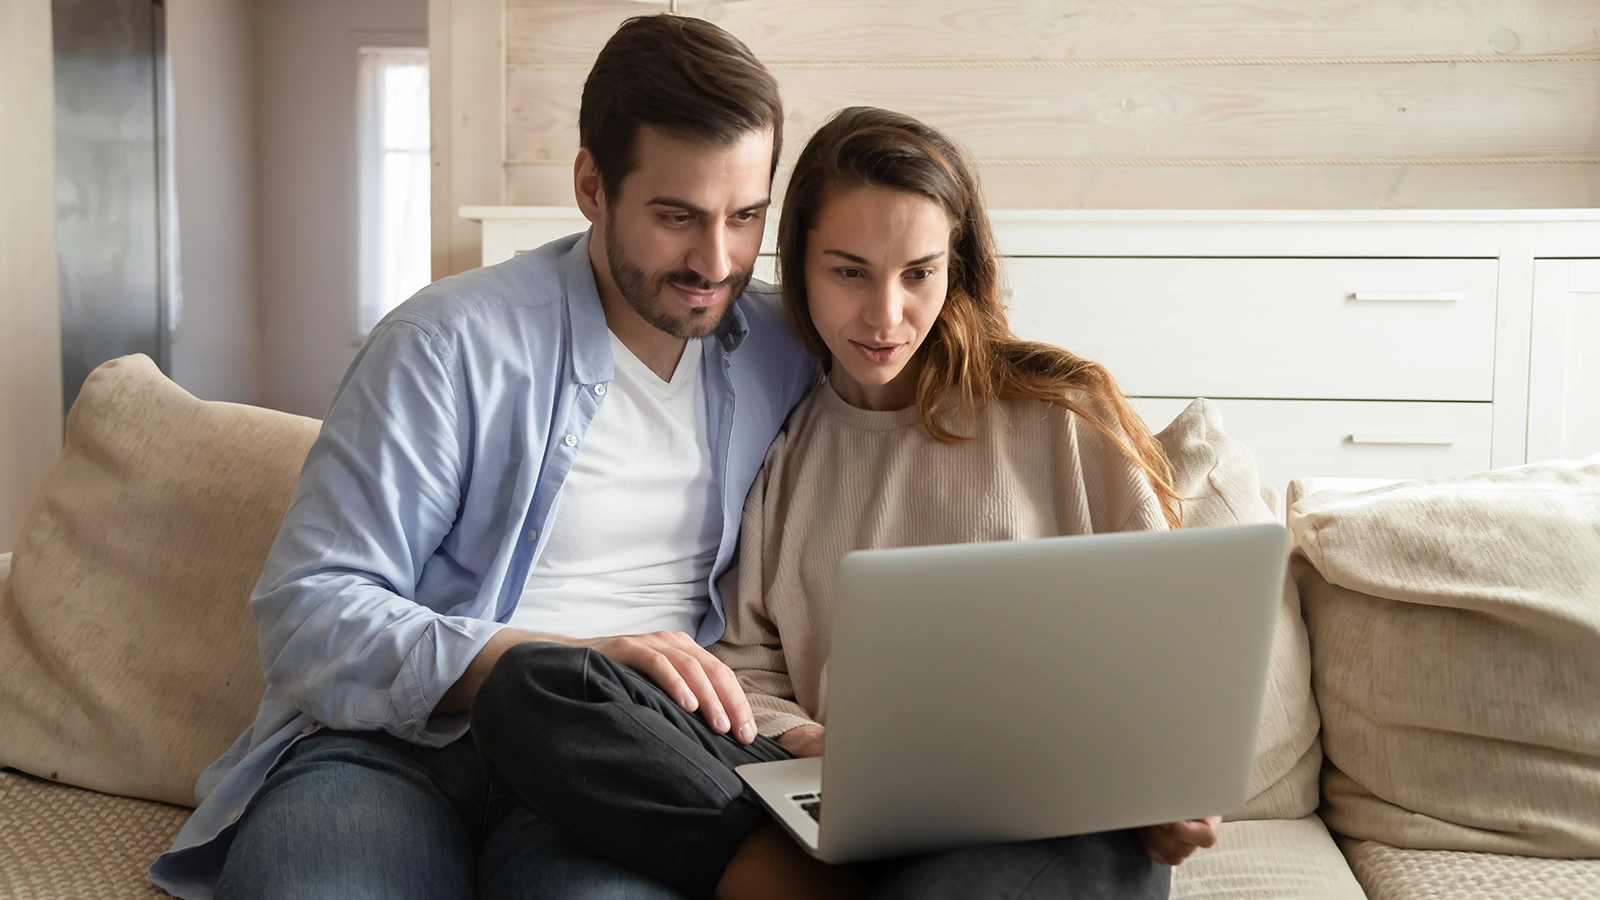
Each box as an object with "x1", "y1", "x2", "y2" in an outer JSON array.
[{"x1": 150, "y1": 232, "x2": 817, "y2": 899}]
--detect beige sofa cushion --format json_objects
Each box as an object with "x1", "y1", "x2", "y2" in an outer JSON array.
[
  {"x1": 1169, "y1": 815, "x2": 1366, "y2": 900},
  {"x1": 1156, "y1": 399, "x2": 1321, "y2": 821},
  {"x1": 1292, "y1": 457, "x2": 1600, "y2": 857},
  {"x1": 0, "y1": 355, "x2": 320, "y2": 807},
  {"x1": 1341, "y1": 839, "x2": 1600, "y2": 900},
  {"x1": 0, "y1": 767, "x2": 188, "y2": 900}
]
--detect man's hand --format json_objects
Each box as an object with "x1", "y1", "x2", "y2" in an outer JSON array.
[
  {"x1": 776, "y1": 724, "x2": 825, "y2": 758},
  {"x1": 440, "y1": 628, "x2": 757, "y2": 744},
  {"x1": 583, "y1": 631, "x2": 758, "y2": 744},
  {"x1": 1138, "y1": 816, "x2": 1222, "y2": 866}
]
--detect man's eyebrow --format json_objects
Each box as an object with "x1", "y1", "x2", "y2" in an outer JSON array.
[
  {"x1": 646, "y1": 197, "x2": 710, "y2": 217},
  {"x1": 645, "y1": 197, "x2": 772, "y2": 216}
]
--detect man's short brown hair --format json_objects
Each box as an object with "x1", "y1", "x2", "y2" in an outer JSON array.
[{"x1": 580, "y1": 16, "x2": 783, "y2": 201}]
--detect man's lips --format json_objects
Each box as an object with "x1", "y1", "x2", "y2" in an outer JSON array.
[{"x1": 668, "y1": 283, "x2": 723, "y2": 308}]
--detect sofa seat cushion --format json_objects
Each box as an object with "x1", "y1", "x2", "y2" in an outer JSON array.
[
  {"x1": 1169, "y1": 814, "x2": 1366, "y2": 899},
  {"x1": 1156, "y1": 399, "x2": 1322, "y2": 821},
  {"x1": 1291, "y1": 456, "x2": 1600, "y2": 857},
  {"x1": 0, "y1": 355, "x2": 321, "y2": 807},
  {"x1": 0, "y1": 767, "x2": 190, "y2": 899},
  {"x1": 1341, "y1": 839, "x2": 1600, "y2": 900}
]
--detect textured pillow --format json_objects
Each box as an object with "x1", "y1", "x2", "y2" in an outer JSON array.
[
  {"x1": 0, "y1": 354, "x2": 320, "y2": 806},
  {"x1": 1155, "y1": 399, "x2": 1322, "y2": 821},
  {"x1": 1291, "y1": 456, "x2": 1600, "y2": 857}
]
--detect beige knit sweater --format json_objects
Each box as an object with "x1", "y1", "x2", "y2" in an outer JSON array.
[{"x1": 710, "y1": 380, "x2": 1169, "y2": 738}]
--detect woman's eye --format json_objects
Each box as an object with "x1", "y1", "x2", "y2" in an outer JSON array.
[
  {"x1": 906, "y1": 268, "x2": 935, "y2": 281},
  {"x1": 838, "y1": 267, "x2": 864, "y2": 279}
]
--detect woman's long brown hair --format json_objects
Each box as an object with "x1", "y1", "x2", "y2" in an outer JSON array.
[{"x1": 777, "y1": 107, "x2": 1182, "y2": 528}]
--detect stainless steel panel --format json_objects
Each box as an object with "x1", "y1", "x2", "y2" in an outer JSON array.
[{"x1": 53, "y1": 0, "x2": 168, "y2": 416}]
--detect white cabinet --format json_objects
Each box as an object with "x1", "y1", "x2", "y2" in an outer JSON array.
[
  {"x1": 462, "y1": 206, "x2": 1600, "y2": 488},
  {"x1": 1527, "y1": 259, "x2": 1600, "y2": 463}
]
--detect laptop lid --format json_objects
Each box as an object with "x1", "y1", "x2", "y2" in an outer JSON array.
[{"x1": 814, "y1": 523, "x2": 1288, "y2": 863}]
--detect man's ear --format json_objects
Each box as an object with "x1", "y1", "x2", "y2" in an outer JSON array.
[{"x1": 573, "y1": 148, "x2": 606, "y2": 226}]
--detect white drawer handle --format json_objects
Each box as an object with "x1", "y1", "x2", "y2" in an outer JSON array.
[
  {"x1": 1350, "y1": 291, "x2": 1465, "y2": 302},
  {"x1": 1349, "y1": 433, "x2": 1460, "y2": 446}
]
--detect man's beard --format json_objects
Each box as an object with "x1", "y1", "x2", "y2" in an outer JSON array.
[{"x1": 605, "y1": 230, "x2": 750, "y2": 340}]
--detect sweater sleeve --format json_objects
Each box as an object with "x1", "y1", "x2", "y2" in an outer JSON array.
[
  {"x1": 1061, "y1": 400, "x2": 1171, "y2": 535},
  {"x1": 711, "y1": 433, "x2": 820, "y2": 738}
]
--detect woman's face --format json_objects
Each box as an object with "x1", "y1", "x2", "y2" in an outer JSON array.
[{"x1": 804, "y1": 185, "x2": 951, "y2": 411}]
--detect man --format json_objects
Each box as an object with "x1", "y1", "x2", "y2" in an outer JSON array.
[{"x1": 150, "y1": 15, "x2": 812, "y2": 899}]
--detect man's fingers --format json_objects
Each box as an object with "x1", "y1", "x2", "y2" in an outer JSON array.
[
  {"x1": 667, "y1": 649, "x2": 731, "y2": 733},
  {"x1": 635, "y1": 650, "x2": 698, "y2": 712},
  {"x1": 692, "y1": 646, "x2": 756, "y2": 743},
  {"x1": 1168, "y1": 818, "x2": 1221, "y2": 849}
]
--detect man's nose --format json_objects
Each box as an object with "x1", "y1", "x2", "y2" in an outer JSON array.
[{"x1": 687, "y1": 223, "x2": 733, "y2": 286}]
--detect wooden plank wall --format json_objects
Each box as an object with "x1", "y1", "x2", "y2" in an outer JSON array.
[{"x1": 492, "y1": 0, "x2": 1600, "y2": 212}]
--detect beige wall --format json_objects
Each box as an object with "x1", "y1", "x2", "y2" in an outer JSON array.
[
  {"x1": 0, "y1": 0, "x2": 66, "y2": 554},
  {"x1": 467, "y1": 0, "x2": 1600, "y2": 222},
  {"x1": 168, "y1": 0, "x2": 265, "y2": 405},
  {"x1": 256, "y1": 0, "x2": 428, "y2": 418}
]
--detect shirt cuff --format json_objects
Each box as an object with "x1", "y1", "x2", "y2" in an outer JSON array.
[{"x1": 393, "y1": 614, "x2": 508, "y2": 746}]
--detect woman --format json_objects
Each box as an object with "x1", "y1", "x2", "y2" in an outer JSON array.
[{"x1": 473, "y1": 108, "x2": 1215, "y2": 900}]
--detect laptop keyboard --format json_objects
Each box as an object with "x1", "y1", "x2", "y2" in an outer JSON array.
[{"x1": 789, "y1": 791, "x2": 822, "y2": 822}]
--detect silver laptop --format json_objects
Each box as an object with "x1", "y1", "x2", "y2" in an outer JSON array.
[{"x1": 736, "y1": 523, "x2": 1288, "y2": 864}]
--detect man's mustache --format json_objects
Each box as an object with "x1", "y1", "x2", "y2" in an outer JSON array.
[{"x1": 658, "y1": 269, "x2": 747, "y2": 291}]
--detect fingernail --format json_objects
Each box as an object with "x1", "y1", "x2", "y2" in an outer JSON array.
[
  {"x1": 715, "y1": 713, "x2": 730, "y2": 732},
  {"x1": 739, "y1": 722, "x2": 757, "y2": 743}
]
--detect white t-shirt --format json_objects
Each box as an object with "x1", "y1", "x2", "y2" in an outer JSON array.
[{"x1": 510, "y1": 332, "x2": 721, "y2": 638}]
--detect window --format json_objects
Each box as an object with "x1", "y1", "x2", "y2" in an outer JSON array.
[{"x1": 358, "y1": 46, "x2": 430, "y2": 334}]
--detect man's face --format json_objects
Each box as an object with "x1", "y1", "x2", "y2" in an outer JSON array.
[{"x1": 596, "y1": 126, "x2": 774, "y2": 340}]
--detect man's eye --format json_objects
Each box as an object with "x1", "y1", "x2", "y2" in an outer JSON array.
[
  {"x1": 664, "y1": 213, "x2": 693, "y2": 225},
  {"x1": 733, "y1": 211, "x2": 761, "y2": 223}
]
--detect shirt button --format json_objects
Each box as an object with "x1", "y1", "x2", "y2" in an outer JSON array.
[
  {"x1": 301, "y1": 723, "x2": 317, "y2": 736},
  {"x1": 228, "y1": 811, "x2": 241, "y2": 823},
  {"x1": 594, "y1": 383, "x2": 607, "y2": 396},
  {"x1": 563, "y1": 433, "x2": 577, "y2": 447},
  {"x1": 527, "y1": 528, "x2": 539, "y2": 542}
]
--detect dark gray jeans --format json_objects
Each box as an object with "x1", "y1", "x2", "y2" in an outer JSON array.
[{"x1": 471, "y1": 641, "x2": 1172, "y2": 900}]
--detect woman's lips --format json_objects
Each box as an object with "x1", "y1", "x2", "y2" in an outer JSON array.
[{"x1": 851, "y1": 340, "x2": 903, "y2": 364}]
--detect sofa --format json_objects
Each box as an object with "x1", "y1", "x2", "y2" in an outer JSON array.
[{"x1": 2, "y1": 354, "x2": 1597, "y2": 899}]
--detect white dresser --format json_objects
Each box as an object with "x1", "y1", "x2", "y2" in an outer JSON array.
[{"x1": 462, "y1": 207, "x2": 1600, "y2": 495}]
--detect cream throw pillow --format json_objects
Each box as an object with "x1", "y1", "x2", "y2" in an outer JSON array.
[
  {"x1": 1155, "y1": 399, "x2": 1322, "y2": 822},
  {"x1": 0, "y1": 355, "x2": 320, "y2": 807},
  {"x1": 1291, "y1": 456, "x2": 1600, "y2": 857}
]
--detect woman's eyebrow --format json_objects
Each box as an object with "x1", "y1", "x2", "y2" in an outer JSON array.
[
  {"x1": 904, "y1": 250, "x2": 946, "y2": 267},
  {"x1": 823, "y1": 249, "x2": 871, "y2": 265}
]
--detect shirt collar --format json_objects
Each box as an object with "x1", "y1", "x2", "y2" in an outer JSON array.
[
  {"x1": 563, "y1": 230, "x2": 614, "y2": 386},
  {"x1": 563, "y1": 228, "x2": 754, "y2": 381}
]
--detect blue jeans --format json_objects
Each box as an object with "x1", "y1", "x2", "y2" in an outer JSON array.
[{"x1": 214, "y1": 729, "x2": 684, "y2": 900}]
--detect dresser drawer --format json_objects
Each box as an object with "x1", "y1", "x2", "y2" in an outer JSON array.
[
  {"x1": 1133, "y1": 398, "x2": 1494, "y2": 498},
  {"x1": 1005, "y1": 258, "x2": 1498, "y2": 401}
]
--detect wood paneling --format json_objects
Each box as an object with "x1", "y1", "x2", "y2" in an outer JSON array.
[
  {"x1": 508, "y1": 162, "x2": 1600, "y2": 211},
  {"x1": 430, "y1": 0, "x2": 506, "y2": 278},
  {"x1": 489, "y1": 0, "x2": 1600, "y2": 211},
  {"x1": 506, "y1": 62, "x2": 1600, "y2": 164},
  {"x1": 506, "y1": 0, "x2": 1600, "y2": 63}
]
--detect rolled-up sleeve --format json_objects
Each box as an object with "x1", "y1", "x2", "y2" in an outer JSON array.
[{"x1": 251, "y1": 319, "x2": 505, "y2": 745}]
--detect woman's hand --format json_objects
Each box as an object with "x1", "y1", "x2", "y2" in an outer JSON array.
[
  {"x1": 776, "y1": 724, "x2": 826, "y2": 758},
  {"x1": 1138, "y1": 816, "x2": 1222, "y2": 866}
]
